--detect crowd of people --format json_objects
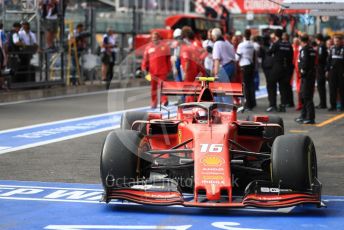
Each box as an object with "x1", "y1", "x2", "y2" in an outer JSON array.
[
  {"x1": 0, "y1": 0, "x2": 75, "y2": 89},
  {"x1": 0, "y1": 0, "x2": 63, "y2": 89},
  {"x1": 0, "y1": 21, "x2": 39, "y2": 89},
  {"x1": 141, "y1": 26, "x2": 344, "y2": 124}
]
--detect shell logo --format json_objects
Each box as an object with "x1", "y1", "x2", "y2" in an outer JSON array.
[{"x1": 201, "y1": 155, "x2": 225, "y2": 167}]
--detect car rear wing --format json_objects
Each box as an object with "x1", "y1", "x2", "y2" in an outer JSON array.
[{"x1": 160, "y1": 81, "x2": 244, "y2": 97}]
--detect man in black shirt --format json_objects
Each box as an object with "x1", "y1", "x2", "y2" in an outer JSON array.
[
  {"x1": 282, "y1": 32, "x2": 295, "y2": 108},
  {"x1": 315, "y1": 34, "x2": 328, "y2": 109},
  {"x1": 219, "y1": 4, "x2": 230, "y2": 33},
  {"x1": 295, "y1": 34, "x2": 316, "y2": 124},
  {"x1": 200, "y1": 2, "x2": 218, "y2": 19},
  {"x1": 326, "y1": 35, "x2": 344, "y2": 112},
  {"x1": 266, "y1": 29, "x2": 293, "y2": 112},
  {"x1": 7, "y1": 22, "x2": 24, "y2": 82}
]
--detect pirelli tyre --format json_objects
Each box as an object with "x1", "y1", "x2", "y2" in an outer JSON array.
[
  {"x1": 271, "y1": 134, "x2": 317, "y2": 191},
  {"x1": 100, "y1": 130, "x2": 142, "y2": 190},
  {"x1": 120, "y1": 111, "x2": 148, "y2": 134}
]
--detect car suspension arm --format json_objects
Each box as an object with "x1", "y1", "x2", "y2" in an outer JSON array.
[
  {"x1": 148, "y1": 138, "x2": 193, "y2": 160},
  {"x1": 230, "y1": 149, "x2": 270, "y2": 158}
]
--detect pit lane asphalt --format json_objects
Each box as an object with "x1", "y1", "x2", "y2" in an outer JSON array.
[{"x1": 0, "y1": 85, "x2": 343, "y2": 196}]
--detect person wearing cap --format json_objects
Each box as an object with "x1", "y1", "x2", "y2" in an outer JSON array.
[
  {"x1": 101, "y1": 27, "x2": 117, "y2": 90},
  {"x1": 141, "y1": 31, "x2": 171, "y2": 108},
  {"x1": 212, "y1": 27, "x2": 236, "y2": 104}
]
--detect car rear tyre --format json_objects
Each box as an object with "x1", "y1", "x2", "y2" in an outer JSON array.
[
  {"x1": 271, "y1": 134, "x2": 317, "y2": 191},
  {"x1": 121, "y1": 111, "x2": 148, "y2": 134}
]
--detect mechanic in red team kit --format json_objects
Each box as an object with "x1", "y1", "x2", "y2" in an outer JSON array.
[
  {"x1": 141, "y1": 31, "x2": 171, "y2": 108},
  {"x1": 180, "y1": 26, "x2": 202, "y2": 102},
  {"x1": 295, "y1": 34, "x2": 316, "y2": 124}
]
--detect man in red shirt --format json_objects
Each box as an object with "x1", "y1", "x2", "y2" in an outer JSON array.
[
  {"x1": 179, "y1": 27, "x2": 203, "y2": 102},
  {"x1": 142, "y1": 31, "x2": 171, "y2": 108},
  {"x1": 292, "y1": 37, "x2": 302, "y2": 110}
]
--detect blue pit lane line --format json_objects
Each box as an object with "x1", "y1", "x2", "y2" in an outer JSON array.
[
  {"x1": 0, "y1": 180, "x2": 343, "y2": 230},
  {"x1": 0, "y1": 87, "x2": 268, "y2": 154}
]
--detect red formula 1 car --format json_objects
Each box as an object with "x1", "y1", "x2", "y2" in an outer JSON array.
[{"x1": 100, "y1": 78, "x2": 323, "y2": 208}]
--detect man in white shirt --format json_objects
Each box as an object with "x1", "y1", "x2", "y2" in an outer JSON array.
[
  {"x1": 19, "y1": 22, "x2": 38, "y2": 82},
  {"x1": 212, "y1": 28, "x2": 236, "y2": 104},
  {"x1": 9, "y1": 23, "x2": 23, "y2": 51},
  {"x1": 19, "y1": 22, "x2": 37, "y2": 46},
  {"x1": 236, "y1": 29, "x2": 256, "y2": 110},
  {"x1": 253, "y1": 36, "x2": 261, "y2": 91},
  {"x1": 101, "y1": 27, "x2": 117, "y2": 89},
  {"x1": 7, "y1": 22, "x2": 26, "y2": 82}
]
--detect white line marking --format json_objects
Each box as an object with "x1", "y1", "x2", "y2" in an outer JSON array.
[
  {"x1": 0, "y1": 196, "x2": 186, "y2": 206},
  {"x1": 0, "y1": 146, "x2": 11, "y2": 151},
  {"x1": 0, "y1": 86, "x2": 150, "y2": 106},
  {"x1": 0, "y1": 126, "x2": 119, "y2": 155},
  {"x1": 324, "y1": 199, "x2": 344, "y2": 202},
  {"x1": 44, "y1": 225, "x2": 192, "y2": 230},
  {"x1": 0, "y1": 105, "x2": 150, "y2": 135},
  {"x1": 0, "y1": 196, "x2": 102, "y2": 204},
  {"x1": 0, "y1": 184, "x2": 102, "y2": 191}
]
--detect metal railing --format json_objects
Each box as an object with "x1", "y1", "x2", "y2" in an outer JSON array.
[{"x1": 6, "y1": 49, "x2": 65, "y2": 89}]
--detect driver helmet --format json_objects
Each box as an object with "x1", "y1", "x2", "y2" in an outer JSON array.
[{"x1": 193, "y1": 108, "x2": 208, "y2": 123}]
